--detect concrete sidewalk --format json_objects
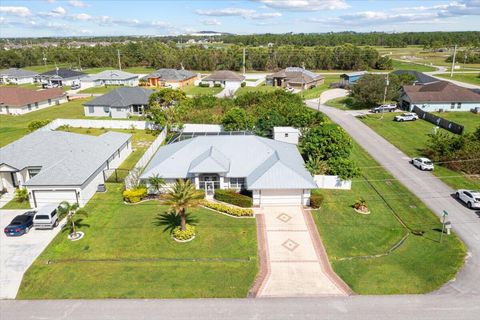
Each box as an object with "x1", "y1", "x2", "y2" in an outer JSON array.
[{"x1": 255, "y1": 206, "x2": 351, "y2": 297}]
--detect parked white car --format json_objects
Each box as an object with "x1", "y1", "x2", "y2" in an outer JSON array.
[
  {"x1": 33, "y1": 204, "x2": 60, "y2": 229},
  {"x1": 411, "y1": 157, "x2": 434, "y2": 171},
  {"x1": 394, "y1": 113, "x2": 418, "y2": 122},
  {"x1": 285, "y1": 87, "x2": 294, "y2": 93},
  {"x1": 456, "y1": 190, "x2": 480, "y2": 209}
]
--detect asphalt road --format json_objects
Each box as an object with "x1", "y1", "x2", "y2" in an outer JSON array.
[
  {"x1": 1, "y1": 295, "x2": 479, "y2": 320},
  {"x1": 306, "y1": 100, "x2": 480, "y2": 296}
]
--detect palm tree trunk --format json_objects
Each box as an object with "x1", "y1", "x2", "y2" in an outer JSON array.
[
  {"x1": 180, "y1": 209, "x2": 186, "y2": 231},
  {"x1": 71, "y1": 220, "x2": 76, "y2": 236}
]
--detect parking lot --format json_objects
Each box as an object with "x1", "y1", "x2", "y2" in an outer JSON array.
[{"x1": 0, "y1": 209, "x2": 63, "y2": 299}]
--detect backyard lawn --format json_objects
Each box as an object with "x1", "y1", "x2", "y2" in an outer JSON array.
[
  {"x1": 314, "y1": 142, "x2": 466, "y2": 294},
  {"x1": 360, "y1": 112, "x2": 480, "y2": 190},
  {"x1": 17, "y1": 183, "x2": 258, "y2": 299},
  {"x1": 182, "y1": 85, "x2": 223, "y2": 96},
  {"x1": 390, "y1": 60, "x2": 437, "y2": 72},
  {"x1": 434, "y1": 73, "x2": 480, "y2": 86},
  {"x1": 0, "y1": 98, "x2": 89, "y2": 147},
  {"x1": 300, "y1": 75, "x2": 340, "y2": 100}
]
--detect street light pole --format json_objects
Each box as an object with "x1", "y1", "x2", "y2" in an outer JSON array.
[{"x1": 380, "y1": 73, "x2": 389, "y2": 120}]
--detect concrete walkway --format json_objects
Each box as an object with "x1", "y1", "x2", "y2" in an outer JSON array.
[{"x1": 254, "y1": 206, "x2": 351, "y2": 297}]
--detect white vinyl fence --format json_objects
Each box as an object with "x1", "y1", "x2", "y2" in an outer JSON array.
[
  {"x1": 314, "y1": 175, "x2": 352, "y2": 190},
  {"x1": 124, "y1": 127, "x2": 167, "y2": 189},
  {"x1": 39, "y1": 118, "x2": 159, "y2": 131}
]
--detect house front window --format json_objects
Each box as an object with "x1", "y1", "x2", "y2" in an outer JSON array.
[
  {"x1": 103, "y1": 106, "x2": 110, "y2": 113},
  {"x1": 89, "y1": 106, "x2": 94, "y2": 114},
  {"x1": 229, "y1": 177, "x2": 245, "y2": 189},
  {"x1": 28, "y1": 168, "x2": 41, "y2": 178},
  {"x1": 450, "y1": 103, "x2": 455, "y2": 109},
  {"x1": 457, "y1": 103, "x2": 462, "y2": 109}
]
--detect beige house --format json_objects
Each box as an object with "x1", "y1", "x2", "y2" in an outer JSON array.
[
  {"x1": 267, "y1": 67, "x2": 324, "y2": 90},
  {"x1": 140, "y1": 69, "x2": 197, "y2": 89}
]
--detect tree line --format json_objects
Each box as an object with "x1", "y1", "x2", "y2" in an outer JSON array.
[{"x1": 0, "y1": 41, "x2": 391, "y2": 71}]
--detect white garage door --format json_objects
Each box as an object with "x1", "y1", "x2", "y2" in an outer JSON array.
[
  {"x1": 225, "y1": 81, "x2": 241, "y2": 91},
  {"x1": 32, "y1": 190, "x2": 78, "y2": 208},
  {"x1": 260, "y1": 189, "x2": 303, "y2": 206}
]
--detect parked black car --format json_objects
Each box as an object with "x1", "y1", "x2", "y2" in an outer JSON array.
[{"x1": 4, "y1": 211, "x2": 36, "y2": 236}]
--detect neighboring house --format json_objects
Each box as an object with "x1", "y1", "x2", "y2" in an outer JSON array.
[
  {"x1": 0, "y1": 68, "x2": 38, "y2": 84},
  {"x1": 36, "y1": 68, "x2": 86, "y2": 87},
  {"x1": 266, "y1": 67, "x2": 324, "y2": 90},
  {"x1": 340, "y1": 71, "x2": 367, "y2": 86},
  {"x1": 0, "y1": 87, "x2": 67, "y2": 115},
  {"x1": 140, "y1": 69, "x2": 197, "y2": 88},
  {"x1": 141, "y1": 135, "x2": 316, "y2": 206},
  {"x1": 0, "y1": 130, "x2": 132, "y2": 208},
  {"x1": 392, "y1": 70, "x2": 438, "y2": 85},
  {"x1": 83, "y1": 87, "x2": 154, "y2": 119},
  {"x1": 201, "y1": 70, "x2": 245, "y2": 91},
  {"x1": 399, "y1": 81, "x2": 480, "y2": 112},
  {"x1": 81, "y1": 70, "x2": 139, "y2": 88},
  {"x1": 273, "y1": 127, "x2": 301, "y2": 145}
]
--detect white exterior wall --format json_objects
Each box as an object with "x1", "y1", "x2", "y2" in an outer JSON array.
[
  {"x1": 410, "y1": 102, "x2": 480, "y2": 112},
  {"x1": 273, "y1": 127, "x2": 300, "y2": 145},
  {"x1": 314, "y1": 175, "x2": 352, "y2": 190},
  {"x1": 3, "y1": 76, "x2": 36, "y2": 84},
  {"x1": 0, "y1": 97, "x2": 67, "y2": 115},
  {"x1": 83, "y1": 105, "x2": 111, "y2": 117},
  {"x1": 110, "y1": 107, "x2": 129, "y2": 119}
]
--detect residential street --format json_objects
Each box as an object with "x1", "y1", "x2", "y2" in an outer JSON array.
[{"x1": 306, "y1": 97, "x2": 480, "y2": 296}]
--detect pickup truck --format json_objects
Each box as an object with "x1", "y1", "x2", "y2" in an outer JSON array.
[
  {"x1": 370, "y1": 103, "x2": 397, "y2": 113},
  {"x1": 33, "y1": 204, "x2": 60, "y2": 229}
]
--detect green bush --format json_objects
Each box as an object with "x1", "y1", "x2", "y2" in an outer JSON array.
[
  {"x1": 240, "y1": 82, "x2": 246, "y2": 87},
  {"x1": 214, "y1": 189, "x2": 252, "y2": 207},
  {"x1": 28, "y1": 119, "x2": 51, "y2": 132},
  {"x1": 213, "y1": 83, "x2": 222, "y2": 88},
  {"x1": 14, "y1": 188, "x2": 29, "y2": 203},
  {"x1": 203, "y1": 201, "x2": 253, "y2": 217},
  {"x1": 123, "y1": 187, "x2": 147, "y2": 203},
  {"x1": 198, "y1": 82, "x2": 210, "y2": 88},
  {"x1": 310, "y1": 194, "x2": 324, "y2": 209},
  {"x1": 172, "y1": 224, "x2": 196, "y2": 240}
]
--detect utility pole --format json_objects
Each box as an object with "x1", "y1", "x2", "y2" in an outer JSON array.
[
  {"x1": 380, "y1": 73, "x2": 389, "y2": 120},
  {"x1": 450, "y1": 45, "x2": 457, "y2": 78},
  {"x1": 242, "y1": 47, "x2": 246, "y2": 75},
  {"x1": 42, "y1": 51, "x2": 47, "y2": 72},
  {"x1": 117, "y1": 49, "x2": 122, "y2": 70}
]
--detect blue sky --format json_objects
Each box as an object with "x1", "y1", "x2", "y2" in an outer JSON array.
[{"x1": 1, "y1": 0, "x2": 479, "y2": 37}]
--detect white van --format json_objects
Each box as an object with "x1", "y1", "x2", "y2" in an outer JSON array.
[{"x1": 33, "y1": 204, "x2": 60, "y2": 229}]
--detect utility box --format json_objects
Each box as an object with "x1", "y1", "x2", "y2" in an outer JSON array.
[{"x1": 273, "y1": 127, "x2": 300, "y2": 145}]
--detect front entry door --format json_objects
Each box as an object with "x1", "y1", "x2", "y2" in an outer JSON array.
[{"x1": 205, "y1": 181, "x2": 215, "y2": 196}]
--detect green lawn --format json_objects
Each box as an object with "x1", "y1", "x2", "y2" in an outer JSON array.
[
  {"x1": 17, "y1": 183, "x2": 258, "y2": 299},
  {"x1": 0, "y1": 98, "x2": 90, "y2": 147},
  {"x1": 2, "y1": 199, "x2": 31, "y2": 209},
  {"x1": 182, "y1": 85, "x2": 223, "y2": 96},
  {"x1": 300, "y1": 75, "x2": 340, "y2": 100},
  {"x1": 0, "y1": 83, "x2": 41, "y2": 90},
  {"x1": 314, "y1": 142, "x2": 466, "y2": 294},
  {"x1": 78, "y1": 85, "x2": 124, "y2": 94},
  {"x1": 360, "y1": 112, "x2": 480, "y2": 190},
  {"x1": 434, "y1": 73, "x2": 480, "y2": 86},
  {"x1": 235, "y1": 84, "x2": 281, "y2": 96},
  {"x1": 391, "y1": 60, "x2": 437, "y2": 72}
]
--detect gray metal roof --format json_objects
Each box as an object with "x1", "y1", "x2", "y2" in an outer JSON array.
[
  {"x1": 141, "y1": 69, "x2": 196, "y2": 81},
  {"x1": 38, "y1": 68, "x2": 86, "y2": 80},
  {"x1": 82, "y1": 70, "x2": 138, "y2": 82},
  {"x1": 141, "y1": 135, "x2": 316, "y2": 190},
  {"x1": 0, "y1": 131, "x2": 131, "y2": 186},
  {"x1": 83, "y1": 87, "x2": 154, "y2": 107},
  {"x1": 0, "y1": 68, "x2": 38, "y2": 78},
  {"x1": 392, "y1": 70, "x2": 438, "y2": 85}
]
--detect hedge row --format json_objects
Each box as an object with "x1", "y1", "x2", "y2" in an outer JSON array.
[
  {"x1": 203, "y1": 201, "x2": 253, "y2": 217},
  {"x1": 214, "y1": 189, "x2": 252, "y2": 208}
]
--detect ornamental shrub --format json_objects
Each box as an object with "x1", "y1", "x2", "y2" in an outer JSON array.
[
  {"x1": 214, "y1": 189, "x2": 252, "y2": 207},
  {"x1": 203, "y1": 201, "x2": 253, "y2": 217},
  {"x1": 27, "y1": 119, "x2": 51, "y2": 132},
  {"x1": 123, "y1": 187, "x2": 147, "y2": 203},
  {"x1": 172, "y1": 224, "x2": 196, "y2": 241},
  {"x1": 14, "y1": 188, "x2": 29, "y2": 203},
  {"x1": 240, "y1": 81, "x2": 246, "y2": 87},
  {"x1": 310, "y1": 194, "x2": 324, "y2": 209}
]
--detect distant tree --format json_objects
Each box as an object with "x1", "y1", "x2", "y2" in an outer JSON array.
[
  {"x1": 350, "y1": 73, "x2": 400, "y2": 107},
  {"x1": 299, "y1": 124, "x2": 353, "y2": 161},
  {"x1": 221, "y1": 107, "x2": 255, "y2": 131},
  {"x1": 148, "y1": 88, "x2": 186, "y2": 111}
]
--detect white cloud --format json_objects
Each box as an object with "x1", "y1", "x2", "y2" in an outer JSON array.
[
  {"x1": 201, "y1": 18, "x2": 221, "y2": 26},
  {"x1": 52, "y1": 6, "x2": 67, "y2": 15},
  {"x1": 69, "y1": 0, "x2": 87, "y2": 8},
  {"x1": 47, "y1": 0, "x2": 56, "y2": 3},
  {"x1": 73, "y1": 13, "x2": 92, "y2": 21},
  {"x1": 256, "y1": 0, "x2": 349, "y2": 11},
  {"x1": 0, "y1": 6, "x2": 32, "y2": 17},
  {"x1": 195, "y1": 7, "x2": 281, "y2": 20}
]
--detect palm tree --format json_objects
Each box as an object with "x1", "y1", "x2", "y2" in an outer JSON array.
[
  {"x1": 163, "y1": 179, "x2": 203, "y2": 231},
  {"x1": 58, "y1": 201, "x2": 89, "y2": 238},
  {"x1": 148, "y1": 174, "x2": 165, "y2": 196}
]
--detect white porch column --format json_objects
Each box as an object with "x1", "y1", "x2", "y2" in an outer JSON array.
[
  {"x1": 194, "y1": 174, "x2": 200, "y2": 189},
  {"x1": 219, "y1": 176, "x2": 225, "y2": 189}
]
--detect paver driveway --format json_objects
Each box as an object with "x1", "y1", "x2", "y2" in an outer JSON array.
[
  {"x1": 0, "y1": 209, "x2": 63, "y2": 299},
  {"x1": 255, "y1": 206, "x2": 351, "y2": 297}
]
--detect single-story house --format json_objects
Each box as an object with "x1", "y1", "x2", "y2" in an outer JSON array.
[
  {"x1": 0, "y1": 68, "x2": 38, "y2": 84},
  {"x1": 0, "y1": 87, "x2": 67, "y2": 115},
  {"x1": 266, "y1": 67, "x2": 324, "y2": 90},
  {"x1": 201, "y1": 70, "x2": 245, "y2": 91},
  {"x1": 80, "y1": 70, "x2": 139, "y2": 88},
  {"x1": 399, "y1": 81, "x2": 480, "y2": 112},
  {"x1": 83, "y1": 87, "x2": 154, "y2": 119},
  {"x1": 140, "y1": 69, "x2": 197, "y2": 88},
  {"x1": 0, "y1": 130, "x2": 132, "y2": 208},
  {"x1": 36, "y1": 68, "x2": 86, "y2": 87},
  {"x1": 340, "y1": 71, "x2": 367, "y2": 86},
  {"x1": 392, "y1": 70, "x2": 438, "y2": 85},
  {"x1": 140, "y1": 135, "x2": 316, "y2": 206}
]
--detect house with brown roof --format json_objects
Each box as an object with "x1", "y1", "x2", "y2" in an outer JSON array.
[
  {"x1": 201, "y1": 70, "x2": 245, "y2": 91},
  {"x1": 266, "y1": 67, "x2": 324, "y2": 90},
  {"x1": 0, "y1": 87, "x2": 67, "y2": 115},
  {"x1": 399, "y1": 81, "x2": 480, "y2": 112},
  {"x1": 140, "y1": 69, "x2": 197, "y2": 88}
]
